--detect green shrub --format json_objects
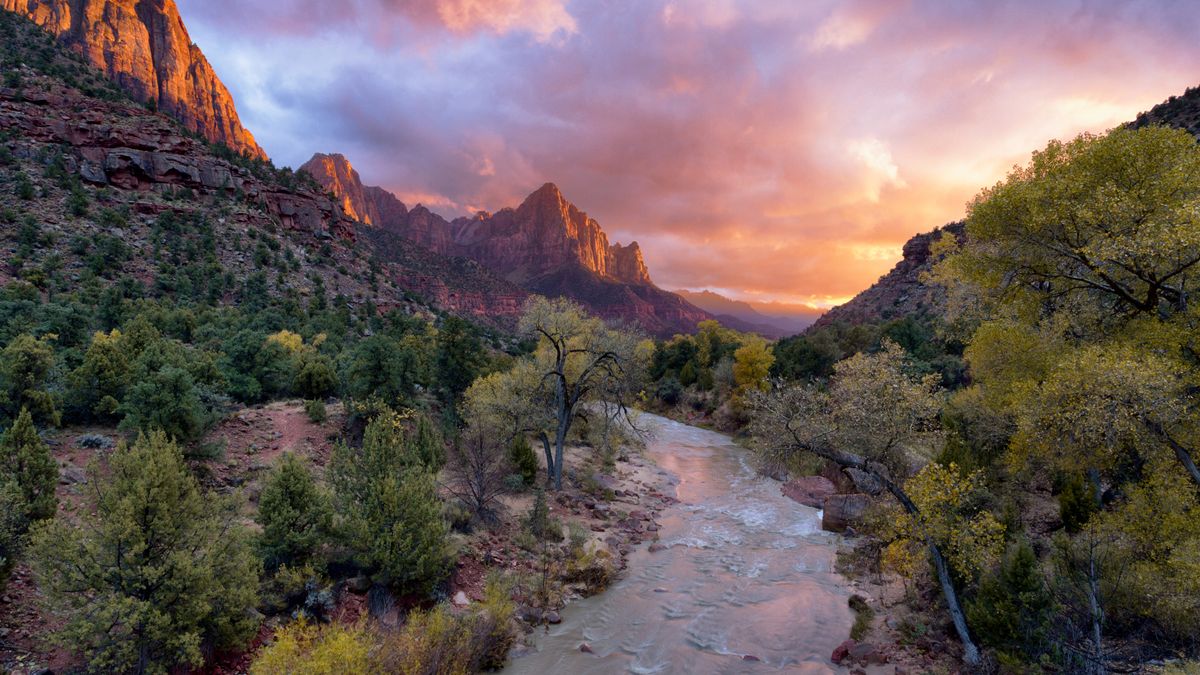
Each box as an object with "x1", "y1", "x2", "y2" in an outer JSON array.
[
  {"x1": 966, "y1": 540, "x2": 1053, "y2": 662},
  {"x1": 118, "y1": 365, "x2": 212, "y2": 443},
  {"x1": 656, "y1": 377, "x2": 683, "y2": 405},
  {"x1": 304, "y1": 398, "x2": 327, "y2": 424},
  {"x1": 1, "y1": 334, "x2": 61, "y2": 427},
  {"x1": 14, "y1": 171, "x2": 34, "y2": 200},
  {"x1": 29, "y1": 431, "x2": 260, "y2": 674},
  {"x1": 257, "y1": 453, "x2": 332, "y2": 570},
  {"x1": 294, "y1": 353, "x2": 337, "y2": 399},
  {"x1": 1057, "y1": 472, "x2": 1096, "y2": 534},
  {"x1": 848, "y1": 594, "x2": 874, "y2": 641},
  {"x1": 524, "y1": 489, "x2": 562, "y2": 543},
  {"x1": 375, "y1": 575, "x2": 517, "y2": 673},
  {"x1": 508, "y1": 435, "x2": 538, "y2": 487}
]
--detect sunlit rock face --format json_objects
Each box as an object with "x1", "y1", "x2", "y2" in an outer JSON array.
[
  {"x1": 2, "y1": 0, "x2": 266, "y2": 159},
  {"x1": 301, "y1": 153, "x2": 711, "y2": 336}
]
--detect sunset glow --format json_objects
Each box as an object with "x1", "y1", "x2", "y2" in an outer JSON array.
[{"x1": 178, "y1": 0, "x2": 1200, "y2": 306}]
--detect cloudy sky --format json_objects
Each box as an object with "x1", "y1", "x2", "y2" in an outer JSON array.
[{"x1": 177, "y1": 0, "x2": 1200, "y2": 309}]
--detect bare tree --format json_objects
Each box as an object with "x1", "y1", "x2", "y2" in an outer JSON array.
[{"x1": 444, "y1": 429, "x2": 510, "y2": 527}]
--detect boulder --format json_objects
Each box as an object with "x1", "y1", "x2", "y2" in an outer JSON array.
[
  {"x1": 822, "y1": 494, "x2": 872, "y2": 532},
  {"x1": 781, "y1": 476, "x2": 837, "y2": 508},
  {"x1": 831, "y1": 639, "x2": 857, "y2": 665}
]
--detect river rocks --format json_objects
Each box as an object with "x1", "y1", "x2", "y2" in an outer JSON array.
[
  {"x1": 821, "y1": 494, "x2": 872, "y2": 532},
  {"x1": 848, "y1": 641, "x2": 888, "y2": 666},
  {"x1": 832, "y1": 639, "x2": 857, "y2": 665},
  {"x1": 781, "y1": 476, "x2": 837, "y2": 508},
  {"x1": 648, "y1": 543, "x2": 667, "y2": 553},
  {"x1": 579, "y1": 643, "x2": 593, "y2": 654},
  {"x1": 544, "y1": 611, "x2": 562, "y2": 624}
]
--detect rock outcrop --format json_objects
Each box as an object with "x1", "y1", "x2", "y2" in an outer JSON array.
[
  {"x1": 300, "y1": 152, "x2": 712, "y2": 336},
  {"x1": 1, "y1": 75, "x2": 348, "y2": 240},
  {"x1": 2, "y1": 0, "x2": 266, "y2": 159},
  {"x1": 607, "y1": 241, "x2": 651, "y2": 285},
  {"x1": 811, "y1": 222, "x2": 965, "y2": 329}
]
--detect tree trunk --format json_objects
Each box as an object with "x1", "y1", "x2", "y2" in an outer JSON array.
[
  {"x1": 539, "y1": 432, "x2": 555, "y2": 489},
  {"x1": 553, "y1": 417, "x2": 568, "y2": 491},
  {"x1": 927, "y1": 539, "x2": 982, "y2": 667},
  {"x1": 879, "y1": 476, "x2": 982, "y2": 668},
  {"x1": 1085, "y1": 532, "x2": 1106, "y2": 675}
]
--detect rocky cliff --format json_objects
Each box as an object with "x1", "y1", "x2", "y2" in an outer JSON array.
[
  {"x1": 300, "y1": 153, "x2": 707, "y2": 335},
  {"x1": 810, "y1": 222, "x2": 965, "y2": 329},
  {"x1": 2, "y1": 0, "x2": 266, "y2": 159}
]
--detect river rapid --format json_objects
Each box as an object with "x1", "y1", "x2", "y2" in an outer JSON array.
[{"x1": 505, "y1": 413, "x2": 854, "y2": 674}]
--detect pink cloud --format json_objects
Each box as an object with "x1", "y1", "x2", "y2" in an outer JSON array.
[{"x1": 176, "y1": 0, "x2": 1200, "y2": 304}]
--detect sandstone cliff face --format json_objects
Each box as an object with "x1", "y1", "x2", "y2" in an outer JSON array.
[
  {"x1": 2, "y1": 0, "x2": 266, "y2": 159},
  {"x1": 607, "y1": 241, "x2": 652, "y2": 285}
]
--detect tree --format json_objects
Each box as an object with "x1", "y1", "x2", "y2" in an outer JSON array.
[
  {"x1": 411, "y1": 414, "x2": 446, "y2": 472},
  {"x1": 435, "y1": 315, "x2": 489, "y2": 402},
  {"x1": 29, "y1": 432, "x2": 260, "y2": 674},
  {"x1": 750, "y1": 342, "x2": 983, "y2": 666},
  {"x1": 119, "y1": 365, "x2": 211, "y2": 443},
  {"x1": 944, "y1": 126, "x2": 1200, "y2": 327},
  {"x1": 469, "y1": 297, "x2": 645, "y2": 490},
  {"x1": 0, "y1": 407, "x2": 57, "y2": 522},
  {"x1": 329, "y1": 411, "x2": 453, "y2": 594},
  {"x1": 967, "y1": 541, "x2": 1054, "y2": 663},
  {"x1": 732, "y1": 336, "x2": 774, "y2": 399},
  {"x1": 67, "y1": 329, "x2": 131, "y2": 420},
  {"x1": 345, "y1": 334, "x2": 430, "y2": 406},
  {"x1": 446, "y1": 427, "x2": 510, "y2": 526},
  {"x1": 0, "y1": 333, "x2": 59, "y2": 426},
  {"x1": 257, "y1": 453, "x2": 332, "y2": 570}
]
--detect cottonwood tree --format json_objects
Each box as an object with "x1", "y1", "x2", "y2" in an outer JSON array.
[
  {"x1": 936, "y1": 126, "x2": 1200, "y2": 490},
  {"x1": 751, "y1": 342, "x2": 986, "y2": 666},
  {"x1": 463, "y1": 297, "x2": 646, "y2": 490}
]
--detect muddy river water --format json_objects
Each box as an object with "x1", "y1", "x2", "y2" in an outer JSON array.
[{"x1": 506, "y1": 413, "x2": 853, "y2": 674}]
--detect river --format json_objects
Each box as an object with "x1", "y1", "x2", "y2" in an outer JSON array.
[{"x1": 505, "y1": 413, "x2": 854, "y2": 674}]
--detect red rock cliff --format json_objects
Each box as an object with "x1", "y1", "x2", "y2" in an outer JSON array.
[{"x1": 2, "y1": 0, "x2": 266, "y2": 159}]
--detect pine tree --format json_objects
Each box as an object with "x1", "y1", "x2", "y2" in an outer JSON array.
[
  {"x1": 330, "y1": 412, "x2": 453, "y2": 594},
  {"x1": 0, "y1": 407, "x2": 57, "y2": 522},
  {"x1": 257, "y1": 453, "x2": 332, "y2": 570},
  {"x1": 967, "y1": 541, "x2": 1054, "y2": 661},
  {"x1": 29, "y1": 431, "x2": 260, "y2": 674},
  {"x1": 411, "y1": 414, "x2": 445, "y2": 472}
]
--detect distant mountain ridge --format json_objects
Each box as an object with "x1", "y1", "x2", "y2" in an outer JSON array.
[
  {"x1": 674, "y1": 290, "x2": 818, "y2": 338},
  {"x1": 2, "y1": 0, "x2": 266, "y2": 159},
  {"x1": 301, "y1": 153, "x2": 709, "y2": 336}
]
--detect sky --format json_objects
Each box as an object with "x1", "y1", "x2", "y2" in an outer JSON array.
[{"x1": 177, "y1": 0, "x2": 1200, "y2": 310}]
